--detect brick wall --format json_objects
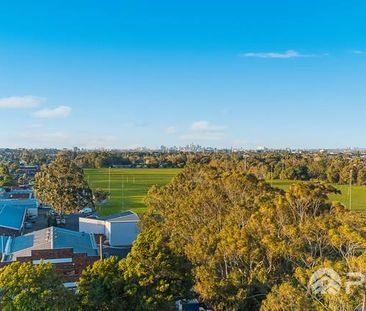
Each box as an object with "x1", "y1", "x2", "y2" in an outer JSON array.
[
  {"x1": 0, "y1": 227, "x2": 20, "y2": 236},
  {"x1": 15, "y1": 248, "x2": 99, "y2": 283}
]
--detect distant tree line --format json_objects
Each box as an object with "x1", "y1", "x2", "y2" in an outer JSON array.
[
  {"x1": 2, "y1": 148, "x2": 366, "y2": 186},
  {"x1": 0, "y1": 148, "x2": 57, "y2": 165},
  {"x1": 240, "y1": 152, "x2": 366, "y2": 185},
  {"x1": 72, "y1": 151, "x2": 207, "y2": 168}
]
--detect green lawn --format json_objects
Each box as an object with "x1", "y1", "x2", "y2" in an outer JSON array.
[
  {"x1": 84, "y1": 168, "x2": 181, "y2": 215},
  {"x1": 270, "y1": 180, "x2": 366, "y2": 212},
  {"x1": 84, "y1": 169, "x2": 366, "y2": 216}
]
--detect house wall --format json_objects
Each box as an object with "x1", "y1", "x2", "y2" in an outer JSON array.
[
  {"x1": 9, "y1": 193, "x2": 33, "y2": 200},
  {"x1": 79, "y1": 218, "x2": 106, "y2": 235},
  {"x1": 79, "y1": 218, "x2": 140, "y2": 247},
  {"x1": 109, "y1": 221, "x2": 139, "y2": 247},
  {"x1": 15, "y1": 248, "x2": 98, "y2": 283},
  {"x1": 0, "y1": 227, "x2": 21, "y2": 237},
  {"x1": 105, "y1": 221, "x2": 112, "y2": 241}
]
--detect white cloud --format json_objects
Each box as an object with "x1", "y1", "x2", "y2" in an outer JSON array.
[
  {"x1": 191, "y1": 120, "x2": 226, "y2": 132},
  {"x1": 0, "y1": 96, "x2": 46, "y2": 108},
  {"x1": 240, "y1": 50, "x2": 325, "y2": 59},
  {"x1": 180, "y1": 121, "x2": 226, "y2": 141},
  {"x1": 351, "y1": 50, "x2": 364, "y2": 55},
  {"x1": 32, "y1": 106, "x2": 71, "y2": 118}
]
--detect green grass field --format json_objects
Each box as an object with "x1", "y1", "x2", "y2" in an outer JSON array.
[
  {"x1": 84, "y1": 168, "x2": 366, "y2": 216},
  {"x1": 84, "y1": 168, "x2": 181, "y2": 215},
  {"x1": 270, "y1": 180, "x2": 366, "y2": 212}
]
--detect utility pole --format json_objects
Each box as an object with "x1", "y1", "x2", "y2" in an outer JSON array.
[
  {"x1": 270, "y1": 164, "x2": 273, "y2": 187},
  {"x1": 349, "y1": 168, "x2": 353, "y2": 210},
  {"x1": 121, "y1": 175, "x2": 124, "y2": 211},
  {"x1": 108, "y1": 167, "x2": 111, "y2": 195},
  {"x1": 99, "y1": 235, "x2": 103, "y2": 260}
]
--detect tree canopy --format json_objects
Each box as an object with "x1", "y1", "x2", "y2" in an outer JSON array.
[
  {"x1": 78, "y1": 257, "x2": 126, "y2": 311},
  {"x1": 121, "y1": 227, "x2": 193, "y2": 310},
  {"x1": 0, "y1": 165, "x2": 12, "y2": 187},
  {"x1": 0, "y1": 262, "x2": 75, "y2": 311},
  {"x1": 33, "y1": 153, "x2": 93, "y2": 214},
  {"x1": 141, "y1": 160, "x2": 366, "y2": 310}
]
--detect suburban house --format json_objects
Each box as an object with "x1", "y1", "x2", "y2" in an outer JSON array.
[
  {"x1": 0, "y1": 199, "x2": 39, "y2": 216},
  {"x1": 0, "y1": 204, "x2": 27, "y2": 236},
  {"x1": 79, "y1": 211, "x2": 140, "y2": 247},
  {"x1": 18, "y1": 165, "x2": 39, "y2": 177},
  {"x1": 0, "y1": 198, "x2": 40, "y2": 236},
  {"x1": 8, "y1": 190, "x2": 33, "y2": 200},
  {"x1": 0, "y1": 226, "x2": 99, "y2": 287},
  {"x1": 1, "y1": 187, "x2": 34, "y2": 200}
]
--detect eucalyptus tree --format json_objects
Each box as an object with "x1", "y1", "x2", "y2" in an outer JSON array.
[
  {"x1": 0, "y1": 262, "x2": 76, "y2": 311},
  {"x1": 34, "y1": 153, "x2": 93, "y2": 215}
]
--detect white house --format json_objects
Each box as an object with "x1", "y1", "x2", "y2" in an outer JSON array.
[{"x1": 79, "y1": 211, "x2": 140, "y2": 247}]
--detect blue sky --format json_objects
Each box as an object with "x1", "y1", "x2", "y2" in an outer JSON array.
[{"x1": 0, "y1": 0, "x2": 365, "y2": 149}]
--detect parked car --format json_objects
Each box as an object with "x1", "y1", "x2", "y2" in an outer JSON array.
[{"x1": 79, "y1": 207, "x2": 93, "y2": 215}]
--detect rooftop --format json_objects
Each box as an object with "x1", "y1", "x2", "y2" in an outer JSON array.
[
  {"x1": 3, "y1": 227, "x2": 98, "y2": 261},
  {"x1": 0, "y1": 236, "x2": 9, "y2": 255},
  {"x1": 0, "y1": 199, "x2": 38, "y2": 209},
  {"x1": 8, "y1": 189, "x2": 34, "y2": 199},
  {"x1": 0, "y1": 204, "x2": 27, "y2": 231},
  {"x1": 98, "y1": 211, "x2": 139, "y2": 222}
]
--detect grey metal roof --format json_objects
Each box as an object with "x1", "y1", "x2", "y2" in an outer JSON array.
[
  {"x1": 3, "y1": 227, "x2": 98, "y2": 261},
  {"x1": 98, "y1": 211, "x2": 139, "y2": 222}
]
